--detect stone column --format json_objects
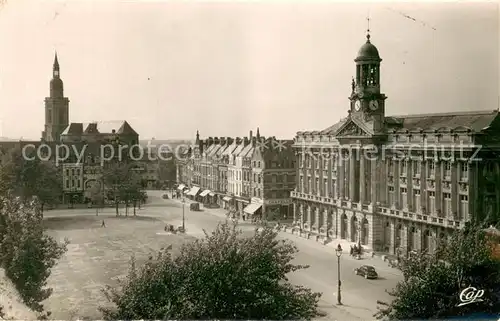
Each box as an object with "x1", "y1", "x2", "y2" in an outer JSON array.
[
  {"x1": 338, "y1": 149, "x2": 345, "y2": 199},
  {"x1": 435, "y1": 159, "x2": 442, "y2": 215},
  {"x1": 293, "y1": 202, "x2": 297, "y2": 224},
  {"x1": 388, "y1": 220, "x2": 395, "y2": 254},
  {"x1": 315, "y1": 207, "x2": 320, "y2": 229},
  {"x1": 307, "y1": 205, "x2": 311, "y2": 229},
  {"x1": 407, "y1": 158, "x2": 413, "y2": 212},
  {"x1": 349, "y1": 148, "x2": 357, "y2": 202},
  {"x1": 324, "y1": 208, "x2": 329, "y2": 230},
  {"x1": 360, "y1": 151, "x2": 366, "y2": 204},
  {"x1": 451, "y1": 159, "x2": 458, "y2": 219},
  {"x1": 393, "y1": 158, "x2": 400, "y2": 208}
]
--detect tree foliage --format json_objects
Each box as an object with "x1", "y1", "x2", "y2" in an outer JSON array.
[
  {"x1": 102, "y1": 162, "x2": 142, "y2": 216},
  {"x1": 375, "y1": 224, "x2": 500, "y2": 320},
  {"x1": 0, "y1": 147, "x2": 61, "y2": 211},
  {"x1": 0, "y1": 195, "x2": 68, "y2": 315},
  {"x1": 100, "y1": 222, "x2": 321, "y2": 320}
]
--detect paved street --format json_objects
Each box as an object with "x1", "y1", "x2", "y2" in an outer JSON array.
[
  {"x1": 144, "y1": 190, "x2": 403, "y2": 320},
  {"x1": 42, "y1": 191, "x2": 402, "y2": 320}
]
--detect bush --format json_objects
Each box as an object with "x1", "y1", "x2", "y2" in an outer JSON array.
[
  {"x1": 375, "y1": 224, "x2": 500, "y2": 320},
  {"x1": 0, "y1": 195, "x2": 68, "y2": 314},
  {"x1": 100, "y1": 222, "x2": 321, "y2": 320}
]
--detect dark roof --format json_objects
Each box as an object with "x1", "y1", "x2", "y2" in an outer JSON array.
[
  {"x1": 355, "y1": 36, "x2": 381, "y2": 62},
  {"x1": 62, "y1": 120, "x2": 138, "y2": 136},
  {"x1": 386, "y1": 109, "x2": 499, "y2": 133}
]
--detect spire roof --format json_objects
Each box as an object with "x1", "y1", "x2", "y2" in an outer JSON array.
[{"x1": 53, "y1": 52, "x2": 60, "y2": 71}]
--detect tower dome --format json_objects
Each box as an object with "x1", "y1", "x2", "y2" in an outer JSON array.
[
  {"x1": 50, "y1": 76, "x2": 64, "y2": 97},
  {"x1": 355, "y1": 34, "x2": 381, "y2": 62}
]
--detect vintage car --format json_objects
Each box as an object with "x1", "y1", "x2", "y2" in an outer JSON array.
[
  {"x1": 354, "y1": 265, "x2": 378, "y2": 279},
  {"x1": 190, "y1": 202, "x2": 200, "y2": 211}
]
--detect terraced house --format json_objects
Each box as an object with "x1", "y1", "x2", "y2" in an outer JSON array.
[
  {"x1": 292, "y1": 31, "x2": 500, "y2": 256},
  {"x1": 177, "y1": 130, "x2": 296, "y2": 220}
]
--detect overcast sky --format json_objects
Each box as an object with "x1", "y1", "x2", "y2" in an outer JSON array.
[{"x1": 0, "y1": 1, "x2": 498, "y2": 140}]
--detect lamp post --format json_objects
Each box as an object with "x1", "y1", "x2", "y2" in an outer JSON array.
[
  {"x1": 182, "y1": 197, "x2": 186, "y2": 231},
  {"x1": 335, "y1": 244, "x2": 343, "y2": 305}
]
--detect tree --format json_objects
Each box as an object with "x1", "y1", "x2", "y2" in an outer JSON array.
[
  {"x1": 0, "y1": 195, "x2": 68, "y2": 316},
  {"x1": 89, "y1": 183, "x2": 103, "y2": 216},
  {"x1": 102, "y1": 162, "x2": 130, "y2": 216},
  {"x1": 0, "y1": 147, "x2": 62, "y2": 212},
  {"x1": 100, "y1": 222, "x2": 321, "y2": 320},
  {"x1": 375, "y1": 224, "x2": 500, "y2": 320}
]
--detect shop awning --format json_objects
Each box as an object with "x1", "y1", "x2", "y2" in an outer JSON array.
[
  {"x1": 222, "y1": 196, "x2": 232, "y2": 202},
  {"x1": 187, "y1": 186, "x2": 201, "y2": 196},
  {"x1": 209, "y1": 192, "x2": 215, "y2": 197},
  {"x1": 199, "y1": 190, "x2": 210, "y2": 197},
  {"x1": 177, "y1": 184, "x2": 185, "y2": 190},
  {"x1": 244, "y1": 203, "x2": 262, "y2": 215}
]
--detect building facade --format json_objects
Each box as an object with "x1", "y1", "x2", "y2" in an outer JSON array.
[
  {"x1": 292, "y1": 31, "x2": 500, "y2": 256},
  {"x1": 176, "y1": 130, "x2": 297, "y2": 220}
]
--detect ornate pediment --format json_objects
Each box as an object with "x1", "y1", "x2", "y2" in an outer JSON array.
[{"x1": 335, "y1": 120, "x2": 370, "y2": 137}]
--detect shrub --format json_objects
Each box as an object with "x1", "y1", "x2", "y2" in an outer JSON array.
[
  {"x1": 0, "y1": 195, "x2": 68, "y2": 314},
  {"x1": 100, "y1": 222, "x2": 321, "y2": 320}
]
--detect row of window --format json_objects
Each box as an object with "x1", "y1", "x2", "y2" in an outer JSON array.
[
  {"x1": 299, "y1": 155, "x2": 470, "y2": 180},
  {"x1": 65, "y1": 168, "x2": 81, "y2": 177},
  {"x1": 64, "y1": 179, "x2": 81, "y2": 189},
  {"x1": 387, "y1": 188, "x2": 468, "y2": 217}
]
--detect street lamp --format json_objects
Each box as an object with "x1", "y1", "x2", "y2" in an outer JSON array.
[
  {"x1": 182, "y1": 197, "x2": 186, "y2": 231},
  {"x1": 335, "y1": 244, "x2": 343, "y2": 305}
]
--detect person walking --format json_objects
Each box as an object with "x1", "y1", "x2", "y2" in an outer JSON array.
[{"x1": 101, "y1": 220, "x2": 106, "y2": 228}]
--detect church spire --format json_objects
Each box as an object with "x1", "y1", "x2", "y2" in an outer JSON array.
[{"x1": 53, "y1": 52, "x2": 60, "y2": 77}]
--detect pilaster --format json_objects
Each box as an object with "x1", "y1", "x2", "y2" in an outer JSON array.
[
  {"x1": 324, "y1": 208, "x2": 329, "y2": 229},
  {"x1": 401, "y1": 224, "x2": 408, "y2": 255},
  {"x1": 414, "y1": 225, "x2": 422, "y2": 252},
  {"x1": 451, "y1": 159, "x2": 458, "y2": 218},
  {"x1": 293, "y1": 202, "x2": 297, "y2": 224}
]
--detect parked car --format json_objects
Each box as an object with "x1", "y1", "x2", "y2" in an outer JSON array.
[
  {"x1": 190, "y1": 202, "x2": 200, "y2": 211},
  {"x1": 354, "y1": 265, "x2": 378, "y2": 279}
]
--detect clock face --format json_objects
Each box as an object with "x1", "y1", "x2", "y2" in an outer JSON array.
[
  {"x1": 369, "y1": 100, "x2": 379, "y2": 111},
  {"x1": 355, "y1": 100, "x2": 361, "y2": 111}
]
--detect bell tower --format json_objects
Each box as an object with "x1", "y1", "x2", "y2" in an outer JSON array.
[
  {"x1": 348, "y1": 19, "x2": 387, "y2": 134},
  {"x1": 42, "y1": 52, "x2": 70, "y2": 142}
]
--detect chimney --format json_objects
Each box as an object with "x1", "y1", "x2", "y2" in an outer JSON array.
[
  {"x1": 249, "y1": 130, "x2": 253, "y2": 141},
  {"x1": 227, "y1": 137, "x2": 234, "y2": 145}
]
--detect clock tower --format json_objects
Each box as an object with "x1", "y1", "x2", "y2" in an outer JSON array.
[
  {"x1": 42, "y1": 52, "x2": 70, "y2": 142},
  {"x1": 349, "y1": 27, "x2": 387, "y2": 134}
]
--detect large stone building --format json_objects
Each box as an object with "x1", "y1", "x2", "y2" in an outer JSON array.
[
  {"x1": 177, "y1": 130, "x2": 296, "y2": 220},
  {"x1": 292, "y1": 31, "x2": 500, "y2": 256}
]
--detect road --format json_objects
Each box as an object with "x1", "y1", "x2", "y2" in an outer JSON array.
[{"x1": 144, "y1": 190, "x2": 402, "y2": 320}]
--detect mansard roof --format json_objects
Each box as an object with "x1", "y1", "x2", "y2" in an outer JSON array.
[
  {"x1": 297, "y1": 109, "x2": 499, "y2": 137},
  {"x1": 386, "y1": 109, "x2": 499, "y2": 133}
]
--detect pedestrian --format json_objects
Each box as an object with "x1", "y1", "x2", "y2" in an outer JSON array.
[
  {"x1": 101, "y1": 220, "x2": 106, "y2": 228},
  {"x1": 242, "y1": 214, "x2": 246, "y2": 221},
  {"x1": 350, "y1": 246, "x2": 354, "y2": 256}
]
